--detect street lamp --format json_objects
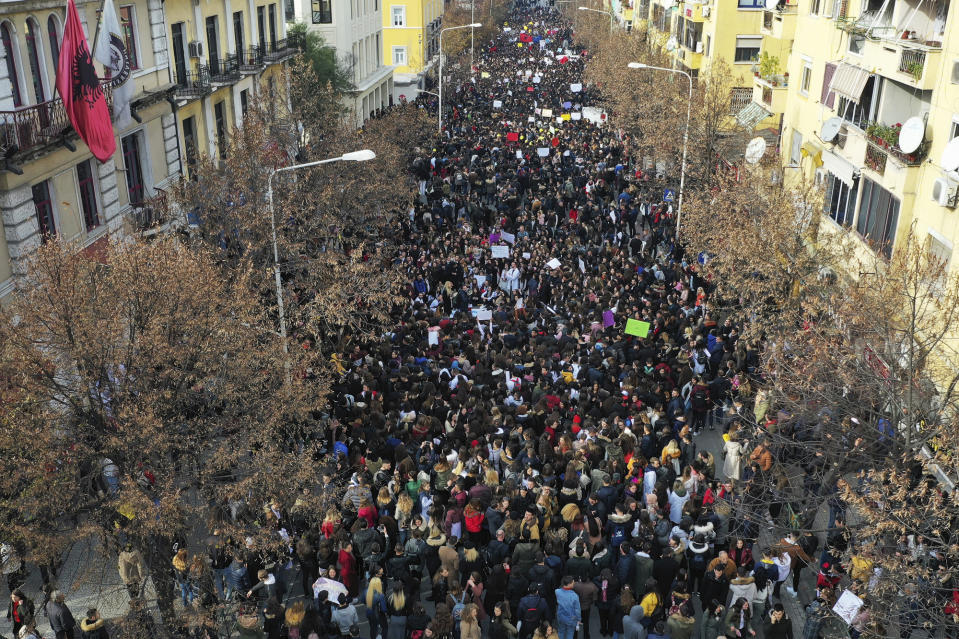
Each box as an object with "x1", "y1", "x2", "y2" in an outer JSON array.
[
  {"x1": 627, "y1": 61, "x2": 692, "y2": 240},
  {"x1": 266, "y1": 149, "x2": 377, "y2": 376},
  {"x1": 578, "y1": 6, "x2": 614, "y2": 32},
  {"x1": 438, "y1": 23, "x2": 482, "y2": 134}
]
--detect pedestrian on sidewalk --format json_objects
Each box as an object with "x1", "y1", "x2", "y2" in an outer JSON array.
[
  {"x1": 7, "y1": 588, "x2": 35, "y2": 638},
  {"x1": 79, "y1": 608, "x2": 109, "y2": 639},
  {"x1": 45, "y1": 590, "x2": 77, "y2": 639},
  {"x1": 118, "y1": 545, "x2": 148, "y2": 600}
]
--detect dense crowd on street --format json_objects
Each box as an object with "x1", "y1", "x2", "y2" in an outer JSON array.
[{"x1": 0, "y1": 4, "x2": 918, "y2": 639}]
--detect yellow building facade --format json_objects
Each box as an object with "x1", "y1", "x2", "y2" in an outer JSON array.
[
  {"x1": 381, "y1": 0, "x2": 441, "y2": 100},
  {"x1": 776, "y1": 0, "x2": 953, "y2": 264}
]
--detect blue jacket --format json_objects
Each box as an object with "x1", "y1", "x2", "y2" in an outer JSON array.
[{"x1": 555, "y1": 587, "x2": 582, "y2": 625}]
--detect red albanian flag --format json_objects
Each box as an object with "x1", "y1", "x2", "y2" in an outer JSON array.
[
  {"x1": 56, "y1": 0, "x2": 116, "y2": 162},
  {"x1": 507, "y1": 132, "x2": 519, "y2": 142},
  {"x1": 520, "y1": 32, "x2": 534, "y2": 43},
  {"x1": 558, "y1": 55, "x2": 569, "y2": 64}
]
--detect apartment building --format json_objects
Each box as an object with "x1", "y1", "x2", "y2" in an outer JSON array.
[
  {"x1": 381, "y1": 0, "x2": 442, "y2": 101},
  {"x1": 0, "y1": 0, "x2": 179, "y2": 299},
  {"x1": 291, "y1": 0, "x2": 393, "y2": 126},
  {"x1": 777, "y1": 0, "x2": 953, "y2": 264},
  {"x1": 165, "y1": 0, "x2": 298, "y2": 176}
]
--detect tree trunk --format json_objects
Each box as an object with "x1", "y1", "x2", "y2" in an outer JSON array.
[{"x1": 146, "y1": 535, "x2": 178, "y2": 630}]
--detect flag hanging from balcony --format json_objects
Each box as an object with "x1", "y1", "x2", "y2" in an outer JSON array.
[
  {"x1": 94, "y1": 0, "x2": 133, "y2": 129},
  {"x1": 56, "y1": 0, "x2": 116, "y2": 162}
]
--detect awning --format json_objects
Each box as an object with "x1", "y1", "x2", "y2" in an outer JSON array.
[
  {"x1": 736, "y1": 101, "x2": 773, "y2": 130},
  {"x1": 829, "y1": 63, "x2": 871, "y2": 104},
  {"x1": 822, "y1": 149, "x2": 857, "y2": 186}
]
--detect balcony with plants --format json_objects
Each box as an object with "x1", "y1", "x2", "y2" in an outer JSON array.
[{"x1": 864, "y1": 121, "x2": 927, "y2": 166}]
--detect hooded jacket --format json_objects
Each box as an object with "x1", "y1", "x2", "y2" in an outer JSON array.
[
  {"x1": 80, "y1": 617, "x2": 109, "y2": 639},
  {"x1": 622, "y1": 605, "x2": 646, "y2": 639},
  {"x1": 729, "y1": 575, "x2": 757, "y2": 606},
  {"x1": 666, "y1": 613, "x2": 696, "y2": 639}
]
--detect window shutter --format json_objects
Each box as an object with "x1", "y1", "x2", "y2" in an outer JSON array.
[{"x1": 822, "y1": 62, "x2": 836, "y2": 108}]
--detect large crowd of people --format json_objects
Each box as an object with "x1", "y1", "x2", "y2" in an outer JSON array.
[{"x1": 1, "y1": 4, "x2": 887, "y2": 639}]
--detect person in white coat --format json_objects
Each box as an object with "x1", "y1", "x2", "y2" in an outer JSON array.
[
  {"x1": 503, "y1": 262, "x2": 521, "y2": 293},
  {"x1": 723, "y1": 433, "x2": 744, "y2": 480}
]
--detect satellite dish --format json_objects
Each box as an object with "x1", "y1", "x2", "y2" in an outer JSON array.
[
  {"x1": 765, "y1": 0, "x2": 778, "y2": 9},
  {"x1": 666, "y1": 36, "x2": 678, "y2": 52},
  {"x1": 820, "y1": 117, "x2": 842, "y2": 143},
  {"x1": 942, "y1": 137, "x2": 959, "y2": 172},
  {"x1": 744, "y1": 137, "x2": 767, "y2": 164},
  {"x1": 898, "y1": 117, "x2": 924, "y2": 154}
]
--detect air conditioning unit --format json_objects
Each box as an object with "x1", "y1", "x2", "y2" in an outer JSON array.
[
  {"x1": 188, "y1": 40, "x2": 203, "y2": 58},
  {"x1": 933, "y1": 177, "x2": 958, "y2": 207},
  {"x1": 695, "y1": 41, "x2": 704, "y2": 53},
  {"x1": 701, "y1": 6, "x2": 710, "y2": 16}
]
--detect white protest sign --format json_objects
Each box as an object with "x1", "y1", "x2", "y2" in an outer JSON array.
[
  {"x1": 832, "y1": 590, "x2": 864, "y2": 625},
  {"x1": 537, "y1": 147, "x2": 550, "y2": 157},
  {"x1": 428, "y1": 329, "x2": 439, "y2": 346},
  {"x1": 477, "y1": 309, "x2": 493, "y2": 321},
  {"x1": 570, "y1": 83, "x2": 583, "y2": 92},
  {"x1": 579, "y1": 258, "x2": 586, "y2": 273},
  {"x1": 533, "y1": 76, "x2": 541, "y2": 83},
  {"x1": 491, "y1": 245, "x2": 510, "y2": 258},
  {"x1": 493, "y1": 100, "x2": 503, "y2": 108},
  {"x1": 515, "y1": 150, "x2": 523, "y2": 159},
  {"x1": 501, "y1": 232, "x2": 516, "y2": 244},
  {"x1": 528, "y1": 116, "x2": 536, "y2": 123},
  {"x1": 571, "y1": 112, "x2": 582, "y2": 121},
  {"x1": 542, "y1": 109, "x2": 553, "y2": 117},
  {"x1": 474, "y1": 274, "x2": 487, "y2": 287},
  {"x1": 546, "y1": 258, "x2": 561, "y2": 269},
  {"x1": 522, "y1": 252, "x2": 531, "y2": 259}
]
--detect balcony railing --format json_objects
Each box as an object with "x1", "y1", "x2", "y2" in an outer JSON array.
[
  {"x1": 174, "y1": 65, "x2": 212, "y2": 100},
  {"x1": 865, "y1": 143, "x2": 887, "y2": 175},
  {"x1": 239, "y1": 46, "x2": 265, "y2": 72},
  {"x1": 898, "y1": 47, "x2": 927, "y2": 80},
  {"x1": 209, "y1": 54, "x2": 241, "y2": 83},
  {"x1": 130, "y1": 187, "x2": 169, "y2": 232},
  {"x1": 263, "y1": 34, "x2": 302, "y2": 63},
  {"x1": 0, "y1": 83, "x2": 114, "y2": 158}
]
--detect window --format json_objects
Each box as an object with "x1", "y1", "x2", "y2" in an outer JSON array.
[
  {"x1": 737, "y1": 0, "x2": 764, "y2": 8},
  {"x1": 121, "y1": 133, "x2": 145, "y2": 205},
  {"x1": 25, "y1": 18, "x2": 46, "y2": 102},
  {"x1": 2, "y1": 22, "x2": 22, "y2": 107},
  {"x1": 836, "y1": 76, "x2": 877, "y2": 129},
  {"x1": 312, "y1": 0, "x2": 333, "y2": 22},
  {"x1": 171, "y1": 22, "x2": 187, "y2": 85},
  {"x1": 682, "y1": 20, "x2": 702, "y2": 51},
  {"x1": 810, "y1": 0, "x2": 821, "y2": 14},
  {"x1": 704, "y1": 34, "x2": 710, "y2": 56},
  {"x1": 734, "y1": 36, "x2": 761, "y2": 63},
  {"x1": 206, "y1": 16, "x2": 219, "y2": 73},
  {"x1": 848, "y1": 33, "x2": 865, "y2": 55},
  {"x1": 119, "y1": 6, "x2": 138, "y2": 69},
  {"x1": 392, "y1": 46, "x2": 407, "y2": 65},
  {"x1": 240, "y1": 89, "x2": 249, "y2": 116},
  {"x1": 182, "y1": 116, "x2": 198, "y2": 176},
  {"x1": 233, "y1": 12, "x2": 245, "y2": 55},
  {"x1": 800, "y1": 61, "x2": 812, "y2": 96},
  {"x1": 77, "y1": 160, "x2": 101, "y2": 230},
  {"x1": 214, "y1": 101, "x2": 227, "y2": 151},
  {"x1": 856, "y1": 177, "x2": 900, "y2": 258},
  {"x1": 32, "y1": 180, "x2": 56, "y2": 240},
  {"x1": 821, "y1": 62, "x2": 836, "y2": 108},
  {"x1": 285, "y1": 0, "x2": 295, "y2": 21},
  {"x1": 268, "y1": 4, "x2": 277, "y2": 50},
  {"x1": 790, "y1": 129, "x2": 803, "y2": 165},
  {"x1": 926, "y1": 232, "x2": 952, "y2": 296},
  {"x1": 47, "y1": 16, "x2": 60, "y2": 67},
  {"x1": 823, "y1": 173, "x2": 858, "y2": 226},
  {"x1": 257, "y1": 6, "x2": 266, "y2": 48},
  {"x1": 391, "y1": 6, "x2": 406, "y2": 25},
  {"x1": 949, "y1": 117, "x2": 959, "y2": 141}
]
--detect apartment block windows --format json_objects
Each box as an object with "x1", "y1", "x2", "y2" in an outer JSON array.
[
  {"x1": 268, "y1": 4, "x2": 277, "y2": 51},
  {"x1": 77, "y1": 160, "x2": 101, "y2": 231},
  {"x1": 926, "y1": 232, "x2": 952, "y2": 296},
  {"x1": 171, "y1": 22, "x2": 187, "y2": 85},
  {"x1": 312, "y1": 0, "x2": 333, "y2": 23},
  {"x1": 234, "y1": 12, "x2": 245, "y2": 55},
  {"x1": 119, "y1": 6, "x2": 138, "y2": 69},
  {"x1": 800, "y1": 60, "x2": 812, "y2": 96},
  {"x1": 214, "y1": 101, "x2": 227, "y2": 151},
  {"x1": 257, "y1": 7, "x2": 266, "y2": 49},
  {"x1": 240, "y1": 89, "x2": 249, "y2": 116},
  {"x1": 392, "y1": 46, "x2": 407, "y2": 66},
  {"x1": 737, "y1": 0, "x2": 764, "y2": 8},
  {"x1": 2, "y1": 22, "x2": 22, "y2": 107},
  {"x1": 206, "y1": 16, "x2": 220, "y2": 74},
  {"x1": 32, "y1": 180, "x2": 56, "y2": 240},
  {"x1": 182, "y1": 116, "x2": 198, "y2": 177},
  {"x1": 856, "y1": 177, "x2": 900, "y2": 258},
  {"x1": 734, "y1": 36, "x2": 761, "y2": 63},
  {"x1": 823, "y1": 173, "x2": 857, "y2": 226},
  {"x1": 392, "y1": 6, "x2": 406, "y2": 25},
  {"x1": 121, "y1": 133, "x2": 145, "y2": 205}
]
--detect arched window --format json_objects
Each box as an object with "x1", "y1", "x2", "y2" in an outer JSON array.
[
  {"x1": 25, "y1": 18, "x2": 46, "y2": 102},
  {"x1": 47, "y1": 15, "x2": 60, "y2": 67},
  {"x1": 1, "y1": 22, "x2": 22, "y2": 107}
]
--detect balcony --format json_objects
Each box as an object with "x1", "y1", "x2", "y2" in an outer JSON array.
[
  {"x1": 174, "y1": 65, "x2": 212, "y2": 100},
  {"x1": 129, "y1": 188, "x2": 170, "y2": 232},
  {"x1": 864, "y1": 143, "x2": 887, "y2": 175},
  {"x1": 753, "y1": 75, "x2": 788, "y2": 115},
  {"x1": 209, "y1": 54, "x2": 241, "y2": 84},
  {"x1": 263, "y1": 34, "x2": 302, "y2": 63},
  {"x1": 760, "y1": 2, "x2": 797, "y2": 40},
  {"x1": 864, "y1": 121, "x2": 927, "y2": 166},
  {"x1": 239, "y1": 46, "x2": 266, "y2": 72},
  {"x1": 679, "y1": 1, "x2": 709, "y2": 21},
  {"x1": 0, "y1": 83, "x2": 114, "y2": 160}
]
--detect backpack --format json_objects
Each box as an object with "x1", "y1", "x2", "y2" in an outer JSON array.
[
  {"x1": 610, "y1": 525, "x2": 628, "y2": 549},
  {"x1": 452, "y1": 591, "x2": 467, "y2": 621},
  {"x1": 523, "y1": 596, "x2": 545, "y2": 623},
  {"x1": 690, "y1": 550, "x2": 707, "y2": 573}
]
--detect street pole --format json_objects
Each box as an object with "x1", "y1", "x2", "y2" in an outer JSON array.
[
  {"x1": 438, "y1": 23, "x2": 482, "y2": 134},
  {"x1": 266, "y1": 149, "x2": 376, "y2": 382},
  {"x1": 627, "y1": 62, "x2": 692, "y2": 240},
  {"x1": 577, "y1": 6, "x2": 614, "y2": 32}
]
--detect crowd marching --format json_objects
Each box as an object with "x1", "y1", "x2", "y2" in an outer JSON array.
[{"x1": 1, "y1": 3, "x2": 892, "y2": 639}]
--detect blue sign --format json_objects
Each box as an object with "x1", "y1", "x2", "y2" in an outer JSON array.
[{"x1": 663, "y1": 188, "x2": 676, "y2": 202}]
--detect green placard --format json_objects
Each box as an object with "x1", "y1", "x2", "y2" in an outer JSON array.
[{"x1": 625, "y1": 319, "x2": 650, "y2": 338}]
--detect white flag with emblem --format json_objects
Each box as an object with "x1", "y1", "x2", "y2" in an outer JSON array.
[{"x1": 94, "y1": 0, "x2": 133, "y2": 129}]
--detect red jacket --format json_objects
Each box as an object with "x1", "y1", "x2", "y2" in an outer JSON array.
[{"x1": 464, "y1": 508, "x2": 485, "y2": 533}]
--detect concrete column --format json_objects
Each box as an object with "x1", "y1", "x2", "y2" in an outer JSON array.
[{"x1": 1, "y1": 184, "x2": 41, "y2": 276}]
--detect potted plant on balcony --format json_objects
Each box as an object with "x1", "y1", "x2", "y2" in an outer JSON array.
[
  {"x1": 758, "y1": 51, "x2": 780, "y2": 83},
  {"x1": 907, "y1": 60, "x2": 923, "y2": 81}
]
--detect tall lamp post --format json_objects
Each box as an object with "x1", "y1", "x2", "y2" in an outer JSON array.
[
  {"x1": 577, "y1": 6, "x2": 614, "y2": 32},
  {"x1": 266, "y1": 149, "x2": 377, "y2": 372},
  {"x1": 438, "y1": 23, "x2": 483, "y2": 134},
  {"x1": 627, "y1": 61, "x2": 692, "y2": 240}
]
